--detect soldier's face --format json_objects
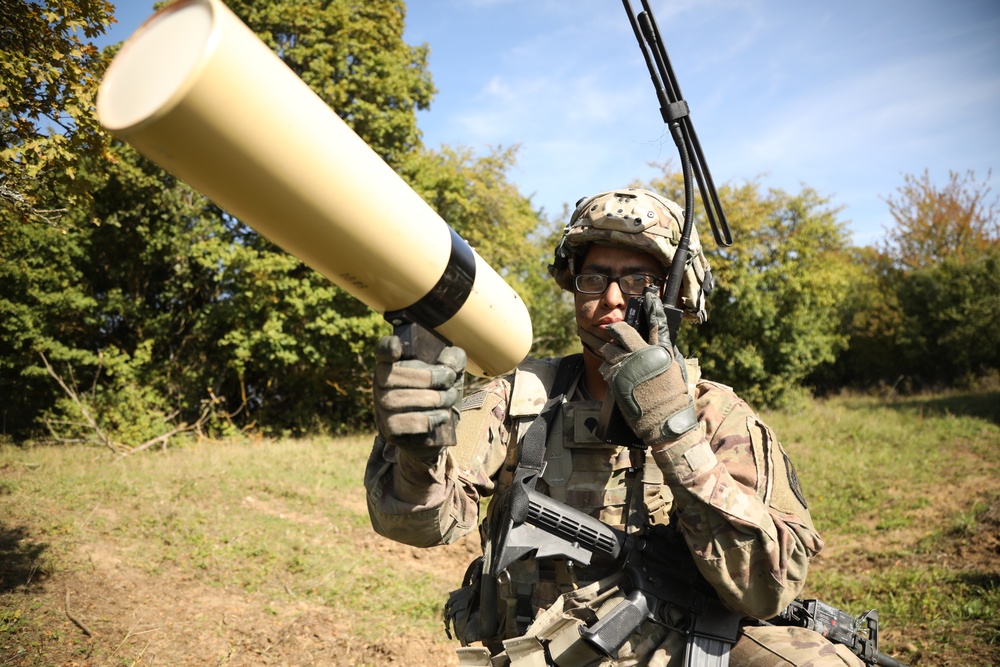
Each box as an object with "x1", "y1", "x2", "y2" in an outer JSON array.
[{"x1": 574, "y1": 245, "x2": 666, "y2": 346}]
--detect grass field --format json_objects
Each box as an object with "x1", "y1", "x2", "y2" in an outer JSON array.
[{"x1": 1, "y1": 388, "x2": 997, "y2": 666}]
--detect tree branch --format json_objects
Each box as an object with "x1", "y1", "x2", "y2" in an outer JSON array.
[
  {"x1": 121, "y1": 405, "x2": 211, "y2": 457},
  {"x1": 39, "y1": 352, "x2": 123, "y2": 455},
  {"x1": 65, "y1": 588, "x2": 94, "y2": 637}
]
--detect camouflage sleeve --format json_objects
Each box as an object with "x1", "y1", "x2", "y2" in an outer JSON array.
[
  {"x1": 649, "y1": 381, "x2": 825, "y2": 619},
  {"x1": 364, "y1": 377, "x2": 512, "y2": 548}
]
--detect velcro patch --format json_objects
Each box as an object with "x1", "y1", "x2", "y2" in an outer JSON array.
[
  {"x1": 461, "y1": 390, "x2": 488, "y2": 411},
  {"x1": 682, "y1": 442, "x2": 715, "y2": 473}
]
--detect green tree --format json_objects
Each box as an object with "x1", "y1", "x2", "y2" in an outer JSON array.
[
  {"x1": 522, "y1": 213, "x2": 578, "y2": 360},
  {"x1": 0, "y1": 0, "x2": 114, "y2": 223},
  {"x1": 895, "y1": 248, "x2": 1000, "y2": 383},
  {"x1": 835, "y1": 170, "x2": 1000, "y2": 388},
  {"x1": 818, "y1": 246, "x2": 905, "y2": 389},
  {"x1": 0, "y1": 196, "x2": 99, "y2": 437},
  {"x1": 1, "y1": 0, "x2": 116, "y2": 437},
  {"x1": 2, "y1": 0, "x2": 556, "y2": 441},
  {"x1": 642, "y1": 169, "x2": 857, "y2": 407}
]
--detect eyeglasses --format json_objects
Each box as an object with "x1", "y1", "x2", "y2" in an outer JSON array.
[{"x1": 574, "y1": 273, "x2": 662, "y2": 296}]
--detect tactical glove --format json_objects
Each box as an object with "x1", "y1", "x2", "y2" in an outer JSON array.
[
  {"x1": 599, "y1": 292, "x2": 698, "y2": 446},
  {"x1": 373, "y1": 334, "x2": 466, "y2": 455}
]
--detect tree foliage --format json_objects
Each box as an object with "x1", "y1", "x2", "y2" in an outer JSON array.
[
  {"x1": 642, "y1": 168, "x2": 857, "y2": 408},
  {"x1": 881, "y1": 169, "x2": 998, "y2": 270},
  {"x1": 833, "y1": 170, "x2": 1000, "y2": 389},
  {"x1": 1, "y1": 0, "x2": 116, "y2": 437},
  {"x1": 0, "y1": 189, "x2": 100, "y2": 436},
  {"x1": 0, "y1": 0, "x2": 114, "y2": 223},
  {"x1": 894, "y1": 249, "x2": 1000, "y2": 382}
]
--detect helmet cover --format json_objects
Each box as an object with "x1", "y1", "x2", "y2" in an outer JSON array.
[{"x1": 549, "y1": 188, "x2": 713, "y2": 323}]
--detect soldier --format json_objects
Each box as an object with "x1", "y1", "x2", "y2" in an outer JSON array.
[{"x1": 365, "y1": 188, "x2": 863, "y2": 666}]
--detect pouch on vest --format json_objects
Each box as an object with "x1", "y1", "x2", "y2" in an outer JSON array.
[{"x1": 445, "y1": 555, "x2": 486, "y2": 645}]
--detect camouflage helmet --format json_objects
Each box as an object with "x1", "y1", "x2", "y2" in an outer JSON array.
[{"x1": 549, "y1": 188, "x2": 713, "y2": 323}]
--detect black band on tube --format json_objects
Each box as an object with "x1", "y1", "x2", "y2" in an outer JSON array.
[{"x1": 384, "y1": 227, "x2": 477, "y2": 330}]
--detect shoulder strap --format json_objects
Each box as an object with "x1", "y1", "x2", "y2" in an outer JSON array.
[
  {"x1": 514, "y1": 355, "x2": 581, "y2": 480},
  {"x1": 481, "y1": 354, "x2": 584, "y2": 596},
  {"x1": 509, "y1": 354, "x2": 582, "y2": 511}
]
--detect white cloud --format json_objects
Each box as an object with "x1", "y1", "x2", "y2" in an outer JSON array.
[{"x1": 482, "y1": 75, "x2": 513, "y2": 100}]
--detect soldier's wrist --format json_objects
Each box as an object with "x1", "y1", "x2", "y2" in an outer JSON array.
[
  {"x1": 393, "y1": 440, "x2": 448, "y2": 465},
  {"x1": 375, "y1": 433, "x2": 446, "y2": 466},
  {"x1": 650, "y1": 425, "x2": 712, "y2": 482},
  {"x1": 658, "y1": 400, "x2": 699, "y2": 442}
]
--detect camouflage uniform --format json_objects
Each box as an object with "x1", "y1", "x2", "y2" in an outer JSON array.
[
  {"x1": 365, "y1": 355, "x2": 861, "y2": 666},
  {"x1": 366, "y1": 189, "x2": 864, "y2": 665}
]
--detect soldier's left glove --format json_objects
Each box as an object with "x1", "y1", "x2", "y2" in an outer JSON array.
[{"x1": 599, "y1": 291, "x2": 698, "y2": 446}]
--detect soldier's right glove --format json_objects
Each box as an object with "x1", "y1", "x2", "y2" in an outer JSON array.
[
  {"x1": 373, "y1": 335, "x2": 466, "y2": 456},
  {"x1": 599, "y1": 291, "x2": 698, "y2": 447}
]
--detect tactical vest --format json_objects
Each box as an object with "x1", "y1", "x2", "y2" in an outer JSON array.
[{"x1": 482, "y1": 354, "x2": 701, "y2": 641}]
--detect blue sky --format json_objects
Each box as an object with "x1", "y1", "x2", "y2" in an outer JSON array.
[{"x1": 103, "y1": 1, "x2": 1000, "y2": 247}]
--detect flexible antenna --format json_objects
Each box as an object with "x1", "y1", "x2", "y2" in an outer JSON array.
[
  {"x1": 622, "y1": 2, "x2": 734, "y2": 342},
  {"x1": 597, "y1": 2, "x2": 736, "y2": 444}
]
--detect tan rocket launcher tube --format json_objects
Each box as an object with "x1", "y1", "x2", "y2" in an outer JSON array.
[{"x1": 96, "y1": 0, "x2": 532, "y2": 377}]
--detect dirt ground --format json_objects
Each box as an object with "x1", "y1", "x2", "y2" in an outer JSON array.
[
  {"x1": 2, "y1": 472, "x2": 998, "y2": 666},
  {"x1": 2, "y1": 528, "x2": 478, "y2": 667}
]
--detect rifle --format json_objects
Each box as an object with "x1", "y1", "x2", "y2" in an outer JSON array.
[
  {"x1": 494, "y1": 486, "x2": 743, "y2": 664},
  {"x1": 772, "y1": 600, "x2": 911, "y2": 667},
  {"x1": 495, "y1": 485, "x2": 911, "y2": 667}
]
